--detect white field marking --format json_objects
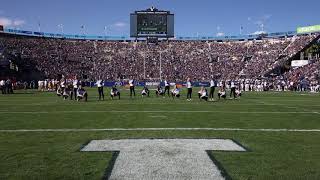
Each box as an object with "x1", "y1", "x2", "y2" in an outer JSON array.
[
  {"x1": 81, "y1": 139, "x2": 245, "y2": 180},
  {"x1": 0, "y1": 110, "x2": 319, "y2": 114},
  {"x1": 250, "y1": 99, "x2": 320, "y2": 114},
  {"x1": 1, "y1": 128, "x2": 320, "y2": 132},
  {"x1": 149, "y1": 115, "x2": 167, "y2": 118}
]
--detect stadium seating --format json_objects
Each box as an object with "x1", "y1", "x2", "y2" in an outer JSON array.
[{"x1": 0, "y1": 33, "x2": 318, "y2": 82}]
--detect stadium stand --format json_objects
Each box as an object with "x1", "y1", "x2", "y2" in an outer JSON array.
[{"x1": 0, "y1": 32, "x2": 319, "y2": 82}]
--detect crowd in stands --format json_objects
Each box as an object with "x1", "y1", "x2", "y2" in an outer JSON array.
[{"x1": 0, "y1": 33, "x2": 319, "y2": 92}]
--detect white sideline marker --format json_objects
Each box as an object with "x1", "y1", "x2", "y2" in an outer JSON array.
[{"x1": 81, "y1": 139, "x2": 246, "y2": 180}]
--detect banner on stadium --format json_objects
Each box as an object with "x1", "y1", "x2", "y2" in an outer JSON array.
[{"x1": 297, "y1": 25, "x2": 320, "y2": 34}]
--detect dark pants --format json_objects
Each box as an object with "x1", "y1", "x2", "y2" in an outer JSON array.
[
  {"x1": 1, "y1": 86, "x2": 5, "y2": 94},
  {"x1": 209, "y1": 87, "x2": 215, "y2": 99},
  {"x1": 230, "y1": 87, "x2": 236, "y2": 99},
  {"x1": 7, "y1": 85, "x2": 13, "y2": 94},
  {"x1": 98, "y1": 87, "x2": 104, "y2": 100},
  {"x1": 111, "y1": 92, "x2": 120, "y2": 100},
  {"x1": 78, "y1": 93, "x2": 88, "y2": 101},
  {"x1": 143, "y1": 91, "x2": 150, "y2": 97},
  {"x1": 70, "y1": 88, "x2": 77, "y2": 100},
  {"x1": 130, "y1": 86, "x2": 135, "y2": 97},
  {"x1": 172, "y1": 93, "x2": 180, "y2": 98},
  {"x1": 73, "y1": 88, "x2": 77, "y2": 100},
  {"x1": 187, "y1": 88, "x2": 192, "y2": 99},
  {"x1": 164, "y1": 86, "x2": 170, "y2": 96},
  {"x1": 201, "y1": 96, "x2": 208, "y2": 101},
  {"x1": 156, "y1": 91, "x2": 163, "y2": 96},
  {"x1": 218, "y1": 93, "x2": 226, "y2": 99}
]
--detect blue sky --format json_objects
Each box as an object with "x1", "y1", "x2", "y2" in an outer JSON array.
[{"x1": 0, "y1": 0, "x2": 319, "y2": 36}]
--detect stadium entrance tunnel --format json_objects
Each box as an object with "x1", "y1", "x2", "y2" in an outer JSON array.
[{"x1": 81, "y1": 139, "x2": 248, "y2": 180}]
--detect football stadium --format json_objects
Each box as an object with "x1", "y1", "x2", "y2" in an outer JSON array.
[{"x1": 0, "y1": 1, "x2": 320, "y2": 180}]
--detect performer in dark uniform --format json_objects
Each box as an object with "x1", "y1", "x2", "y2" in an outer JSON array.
[
  {"x1": 71, "y1": 76, "x2": 79, "y2": 100},
  {"x1": 129, "y1": 78, "x2": 135, "y2": 97},
  {"x1": 209, "y1": 77, "x2": 216, "y2": 101},
  {"x1": 141, "y1": 86, "x2": 150, "y2": 97},
  {"x1": 230, "y1": 79, "x2": 237, "y2": 99},
  {"x1": 164, "y1": 79, "x2": 170, "y2": 97},
  {"x1": 186, "y1": 78, "x2": 192, "y2": 101},
  {"x1": 156, "y1": 85, "x2": 165, "y2": 97},
  {"x1": 110, "y1": 86, "x2": 120, "y2": 100},
  {"x1": 77, "y1": 85, "x2": 88, "y2": 102},
  {"x1": 96, "y1": 77, "x2": 104, "y2": 101}
]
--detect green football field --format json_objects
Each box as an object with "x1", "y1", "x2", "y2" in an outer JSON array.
[{"x1": 0, "y1": 88, "x2": 320, "y2": 180}]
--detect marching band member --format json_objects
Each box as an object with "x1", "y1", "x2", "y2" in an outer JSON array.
[
  {"x1": 186, "y1": 78, "x2": 192, "y2": 101},
  {"x1": 129, "y1": 77, "x2": 135, "y2": 97},
  {"x1": 198, "y1": 88, "x2": 202, "y2": 99},
  {"x1": 60, "y1": 77, "x2": 66, "y2": 92},
  {"x1": 209, "y1": 77, "x2": 216, "y2": 101},
  {"x1": 76, "y1": 85, "x2": 88, "y2": 102},
  {"x1": 230, "y1": 79, "x2": 237, "y2": 99},
  {"x1": 235, "y1": 88, "x2": 242, "y2": 99},
  {"x1": 62, "y1": 85, "x2": 71, "y2": 100},
  {"x1": 96, "y1": 77, "x2": 104, "y2": 101},
  {"x1": 218, "y1": 86, "x2": 226, "y2": 100},
  {"x1": 199, "y1": 86, "x2": 208, "y2": 101},
  {"x1": 164, "y1": 79, "x2": 170, "y2": 97},
  {"x1": 71, "y1": 76, "x2": 79, "y2": 100},
  {"x1": 110, "y1": 86, "x2": 120, "y2": 100},
  {"x1": 171, "y1": 85, "x2": 180, "y2": 99},
  {"x1": 56, "y1": 86, "x2": 63, "y2": 97},
  {"x1": 141, "y1": 86, "x2": 150, "y2": 97},
  {"x1": 156, "y1": 85, "x2": 165, "y2": 97}
]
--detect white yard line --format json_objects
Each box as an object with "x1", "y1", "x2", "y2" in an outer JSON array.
[
  {"x1": 0, "y1": 110, "x2": 319, "y2": 114},
  {"x1": 1, "y1": 128, "x2": 320, "y2": 132},
  {"x1": 250, "y1": 99, "x2": 320, "y2": 114},
  {"x1": 149, "y1": 115, "x2": 167, "y2": 118}
]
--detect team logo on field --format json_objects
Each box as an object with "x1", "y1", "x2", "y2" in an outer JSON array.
[{"x1": 81, "y1": 139, "x2": 247, "y2": 180}]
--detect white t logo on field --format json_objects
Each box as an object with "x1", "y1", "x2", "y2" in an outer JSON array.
[{"x1": 81, "y1": 139, "x2": 246, "y2": 180}]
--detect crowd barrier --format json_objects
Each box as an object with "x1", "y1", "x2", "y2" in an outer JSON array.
[{"x1": 84, "y1": 81, "x2": 212, "y2": 87}]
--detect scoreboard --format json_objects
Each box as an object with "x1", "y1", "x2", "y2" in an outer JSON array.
[{"x1": 130, "y1": 7, "x2": 174, "y2": 38}]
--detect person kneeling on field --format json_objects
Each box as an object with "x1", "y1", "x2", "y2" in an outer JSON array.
[
  {"x1": 235, "y1": 88, "x2": 242, "y2": 99},
  {"x1": 62, "y1": 86, "x2": 71, "y2": 100},
  {"x1": 156, "y1": 85, "x2": 164, "y2": 97},
  {"x1": 199, "y1": 86, "x2": 208, "y2": 101},
  {"x1": 110, "y1": 86, "x2": 120, "y2": 100},
  {"x1": 77, "y1": 85, "x2": 88, "y2": 102},
  {"x1": 171, "y1": 85, "x2": 180, "y2": 99},
  {"x1": 56, "y1": 86, "x2": 63, "y2": 97},
  {"x1": 218, "y1": 87, "x2": 226, "y2": 100},
  {"x1": 141, "y1": 86, "x2": 150, "y2": 97}
]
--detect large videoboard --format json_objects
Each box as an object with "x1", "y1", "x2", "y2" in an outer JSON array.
[{"x1": 130, "y1": 7, "x2": 174, "y2": 38}]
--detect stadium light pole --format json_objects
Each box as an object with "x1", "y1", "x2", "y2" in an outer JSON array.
[
  {"x1": 38, "y1": 21, "x2": 41, "y2": 32},
  {"x1": 58, "y1": 24, "x2": 64, "y2": 34},
  {"x1": 159, "y1": 50, "x2": 167, "y2": 80},
  {"x1": 104, "y1": 26, "x2": 107, "y2": 40}
]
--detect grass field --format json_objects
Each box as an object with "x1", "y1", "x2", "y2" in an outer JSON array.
[{"x1": 0, "y1": 88, "x2": 320, "y2": 180}]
